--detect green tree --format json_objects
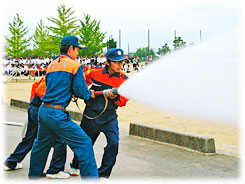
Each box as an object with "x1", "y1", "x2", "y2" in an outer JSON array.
[
  {"x1": 78, "y1": 14, "x2": 107, "y2": 57},
  {"x1": 107, "y1": 35, "x2": 117, "y2": 49},
  {"x1": 32, "y1": 20, "x2": 52, "y2": 57},
  {"x1": 157, "y1": 43, "x2": 171, "y2": 55},
  {"x1": 173, "y1": 36, "x2": 186, "y2": 49},
  {"x1": 134, "y1": 47, "x2": 155, "y2": 59},
  {"x1": 5, "y1": 13, "x2": 31, "y2": 58},
  {"x1": 47, "y1": 4, "x2": 79, "y2": 55}
]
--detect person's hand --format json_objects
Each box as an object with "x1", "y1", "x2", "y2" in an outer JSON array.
[
  {"x1": 106, "y1": 91, "x2": 117, "y2": 99},
  {"x1": 90, "y1": 89, "x2": 95, "y2": 99}
]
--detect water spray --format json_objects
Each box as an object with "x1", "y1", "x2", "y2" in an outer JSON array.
[{"x1": 118, "y1": 30, "x2": 238, "y2": 124}]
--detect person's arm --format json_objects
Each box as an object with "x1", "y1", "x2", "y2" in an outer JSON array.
[
  {"x1": 30, "y1": 80, "x2": 41, "y2": 101},
  {"x1": 113, "y1": 73, "x2": 129, "y2": 107},
  {"x1": 83, "y1": 68, "x2": 93, "y2": 86},
  {"x1": 105, "y1": 87, "x2": 129, "y2": 107},
  {"x1": 35, "y1": 77, "x2": 46, "y2": 98},
  {"x1": 72, "y1": 66, "x2": 93, "y2": 100},
  {"x1": 113, "y1": 95, "x2": 128, "y2": 107},
  {"x1": 106, "y1": 92, "x2": 128, "y2": 107}
]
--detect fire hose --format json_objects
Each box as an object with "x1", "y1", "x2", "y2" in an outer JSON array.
[
  {"x1": 72, "y1": 88, "x2": 119, "y2": 120},
  {"x1": 21, "y1": 88, "x2": 119, "y2": 137}
]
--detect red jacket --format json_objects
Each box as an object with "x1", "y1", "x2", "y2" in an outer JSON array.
[
  {"x1": 83, "y1": 65, "x2": 128, "y2": 124},
  {"x1": 30, "y1": 76, "x2": 46, "y2": 106}
]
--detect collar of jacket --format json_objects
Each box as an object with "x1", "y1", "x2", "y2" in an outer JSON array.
[{"x1": 53, "y1": 54, "x2": 72, "y2": 60}]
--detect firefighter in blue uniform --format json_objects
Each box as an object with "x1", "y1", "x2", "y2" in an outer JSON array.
[
  {"x1": 70, "y1": 48, "x2": 129, "y2": 178},
  {"x1": 28, "y1": 35, "x2": 98, "y2": 179}
]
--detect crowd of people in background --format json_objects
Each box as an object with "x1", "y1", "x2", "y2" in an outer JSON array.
[
  {"x1": 2, "y1": 57, "x2": 51, "y2": 77},
  {"x1": 2, "y1": 55, "x2": 146, "y2": 78}
]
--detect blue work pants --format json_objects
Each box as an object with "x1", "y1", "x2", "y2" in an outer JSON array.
[
  {"x1": 71, "y1": 117, "x2": 119, "y2": 178},
  {"x1": 5, "y1": 105, "x2": 66, "y2": 174},
  {"x1": 29, "y1": 105, "x2": 98, "y2": 178},
  {"x1": 45, "y1": 139, "x2": 67, "y2": 174}
]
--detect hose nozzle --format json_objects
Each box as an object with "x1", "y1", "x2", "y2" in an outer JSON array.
[
  {"x1": 94, "y1": 88, "x2": 119, "y2": 97},
  {"x1": 103, "y1": 88, "x2": 119, "y2": 96}
]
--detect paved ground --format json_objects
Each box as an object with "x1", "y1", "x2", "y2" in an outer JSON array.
[{"x1": 1, "y1": 105, "x2": 240, "y2": 182}]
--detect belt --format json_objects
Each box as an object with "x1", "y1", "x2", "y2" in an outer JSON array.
[{"x1": 44, "y1": 103, "x2": 66, "y2": 111}]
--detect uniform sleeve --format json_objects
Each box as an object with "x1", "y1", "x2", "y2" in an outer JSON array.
[
  {"x1": 83, "y1": 69, "x2": 93, "y2": 86},
  {"x1": 72, "y1": 66, "x2": 91, "y2": 100},
  {"x1": 114, "y1": 95, "x2": 128, "y2": 107},
  {"x1": 36, "y1": 77, "x2": 46, "y2": 98},
  {"x1": 113, "y1": 72, "x2": 129, "y2": 107},
  {"x1": 30, "y1": 80, "x2": 40, "y2": 101}
]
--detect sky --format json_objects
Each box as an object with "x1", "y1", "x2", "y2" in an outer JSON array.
[{"x1": 0, "y1": 0, "x2": 241, "y2": 54}]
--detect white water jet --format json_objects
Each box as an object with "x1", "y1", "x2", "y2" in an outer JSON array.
[{"x1": 119, "y1": 30, "x2": 239, "y2": 123}]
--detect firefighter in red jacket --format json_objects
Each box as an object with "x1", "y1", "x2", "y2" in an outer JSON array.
[{"x1": 70, "y1": 48, "x2": 128, "y2": 178}]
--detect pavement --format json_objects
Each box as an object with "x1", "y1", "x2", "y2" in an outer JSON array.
[{"x1": 1, "y1": 105, "x2": 240, "y2": 182}]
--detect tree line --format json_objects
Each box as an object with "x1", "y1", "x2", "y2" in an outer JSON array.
[{"x1": 4, "y1": 4, "x2": 187, "y2": 59}]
